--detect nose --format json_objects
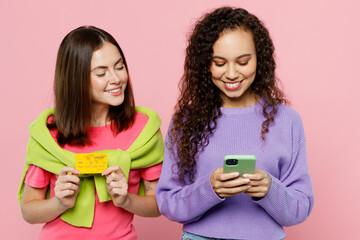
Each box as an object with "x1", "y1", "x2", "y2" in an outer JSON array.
[
  {"x1": 109, "y1": 71, "x2": 121, "y2": 84},
  {"x1": 225, "y1": 64, "x2": 239, "y2": 80}
]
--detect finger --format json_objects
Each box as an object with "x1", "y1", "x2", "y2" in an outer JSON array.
[
  {"x1": 102, "y1": 165, "x2": 124, "y2": 176},
  {"x1": 106, "y1": 172, "x2": 126, "y2": 184},
  {"x1": 109, "y1": 180, "x2": 126, "y2": 188},
  {"x1": 248, "y1": 178, "x2": 270, "y2": 187},
  {"x1": 216, "y1": 184, "x2": 252, "y2": 195},
  {"x1": 245, "y1": 191, "x2": 266, "y2": 198},
  {"x1": 243, "y1": 169, "x2": 266, "y2": 180},
  {"x1": 58, "y1": 174, "x2": 80, "y2": 185},
  {"x1": 218, "y1": 178, "x2": 250, "y2": 188},
  {"x1": 211, "y1": 177, "x2": 246, "y2": 190},
  {"x1": 63, "y1": 182, "x2": 79, "y2": 191},
  {"x1": 245, "y1": 186, "x2": 268, "y2": 193},
  {"x1": 59, "y1": 166, "x2": 80, "y2": 176},
  {"x1": 56, "y1": 182, "x2": 80, "y2": 193},
  {"x1": 56, "y1": 189, "x2": 76, "y2": 198},
  {"x1": 210, "y1": 168, "x2": 239, "y2": 181},
  {"x1": 216, "y1": 172, "x2": 240, "y2": 182},
  {"x1": 242, "y1": 174, "x2": 263, "y2": 180},
  {"x1": 214, "y1": 167, "x2": 240, "y2": 181},
  {"x1": 111, "y1": 187, "x2": 128, "y2": 196}
]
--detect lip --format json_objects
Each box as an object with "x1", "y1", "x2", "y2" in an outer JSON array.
[
  {"x1": 105, "y1": 87, "x2": 122, "y2": 96},
  {"x1": 223, "y1": 80, "x2": 243, "y2": 90}
]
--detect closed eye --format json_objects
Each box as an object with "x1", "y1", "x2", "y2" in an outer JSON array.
[
  {"x1": 115, "y1": 65, "x2": 125, "y2": 71},
  {"x1": 96, "y1": 72, "x2": 106, "y2": 77},
  {"x1": 238, "y1": 62, "x2": 248, "y2": 66}
]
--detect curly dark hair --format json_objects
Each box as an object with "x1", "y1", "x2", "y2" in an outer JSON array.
[{"x1": 169, "y1": 7, "x2": 289, "y2": 184}]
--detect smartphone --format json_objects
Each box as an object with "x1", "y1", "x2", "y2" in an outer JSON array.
[{"x1": 223, "y1": 155, "x2": 256, "y2": 176}]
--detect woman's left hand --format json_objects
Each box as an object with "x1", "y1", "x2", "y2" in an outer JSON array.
[
  {"x1": 243, "y1": 169, "x2": 272, "y2": 198},
  {"x1": 102, "y1": 165, "x2": 129, "y2": 208}
]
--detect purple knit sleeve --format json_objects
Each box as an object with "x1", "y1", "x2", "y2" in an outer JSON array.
[
  {"x1": 253, "y1": 113, "x2": 314, "y2": 226},
  {"x1": 155, "y1": 134, "x2": 224, "y2": 224}
]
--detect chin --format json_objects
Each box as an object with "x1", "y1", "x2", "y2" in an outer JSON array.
[{"x1": 112, "y1": 102, "x2": 125, "y2": 107}]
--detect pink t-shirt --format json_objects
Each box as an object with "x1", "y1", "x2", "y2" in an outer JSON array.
[{"x1": 25, "y1": 112, "x2": 162, "y2": 240}]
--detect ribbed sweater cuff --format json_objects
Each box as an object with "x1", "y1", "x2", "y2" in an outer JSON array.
[
  {"x1": 203, "y1": 171, "x2": 225, "y2": 202},
  {"x1": 251, "y1": 173, "x2": 285, "y2": 214}
]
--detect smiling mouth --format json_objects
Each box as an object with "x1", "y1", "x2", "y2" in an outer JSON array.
[
  {"x1": 105, "y1": 88, "x2": 121, "y2": 93},
  {"x1": 225, "y1": 82, "x2": 240, "y2": 88},
  {"x1": 224, "y1": 80, "x2": 243, "y2": 90}
]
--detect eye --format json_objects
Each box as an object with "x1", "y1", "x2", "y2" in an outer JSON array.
[
  {"x1": 115, "y1": 64, "x2": 125, "y2": 71},
  {"x1": 237, "y1": 56, "x2": 251, "y2": 66},
  {"x1": 237, "y1": 61, "x2": 249, "y2": 66},
  {"x1": 96, "y1": 72, "x2": 106, "y2": 77},
  {"x1": 212, "y1": 60, "x2": 226, "y2": 67}
]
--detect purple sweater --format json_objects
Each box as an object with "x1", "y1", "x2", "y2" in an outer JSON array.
[{"x1": 156, "y1": 100, "x2": 314, "y2": 240}]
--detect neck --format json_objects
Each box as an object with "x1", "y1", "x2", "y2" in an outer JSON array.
[
  {"x1": 91, "y1": 104, "x2": 110, "y2": 127},
  {"x1": 222, "y1": 90, "x2": 261, "y2": 108}
]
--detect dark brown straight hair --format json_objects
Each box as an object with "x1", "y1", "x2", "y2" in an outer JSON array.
[{"x1": 48, "y1": 26, "x2": 136, "y2": 146}]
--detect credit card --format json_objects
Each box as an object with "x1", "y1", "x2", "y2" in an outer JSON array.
[{"x1": 75, "y1": 153, "x2": 107, "y2": 174}]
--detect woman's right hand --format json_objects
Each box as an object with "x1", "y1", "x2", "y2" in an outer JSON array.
[
  {"x1": 54, "y1": 166, "x2": 81, "y2": 210},
  {"x1": 210, "y1": 167, "x2": 252, "y2": 198}
]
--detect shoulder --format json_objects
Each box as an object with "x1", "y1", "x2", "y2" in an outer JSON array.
[
  {"x1": 132, "y1": 110, "x2": 149, "y2": 130},
  {"x1": 28, "y1": 107, "x2": 59, "y2": 141},
  {"x1": 29, "y1": 107, "x2": 55, "y2": 131},
  {"x1": 275, "y1": 103, "x2": 306, "y2": 143},
  {"x1": 135, "y1": 106, "x2": 162, "y2": 129},
  {"x1": 135, "y1": 106, "x2": 161, "y2": 121},
  {"x1": 275, "y1": 103, "x2": 303, "y2": 125}
]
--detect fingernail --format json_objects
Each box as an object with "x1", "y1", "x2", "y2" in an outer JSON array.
[{"x1": 244, "y1": 179, "x2": 250, "y2": 182}]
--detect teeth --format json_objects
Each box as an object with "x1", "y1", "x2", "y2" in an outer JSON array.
[
  {"x1": 106, "y1": 88, "x2": 121, "y2": 93},
  {"x1": 225, "y1": 82, "x2": 240, "y2": 88}
]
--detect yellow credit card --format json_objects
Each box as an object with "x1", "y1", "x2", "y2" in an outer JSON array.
[{"x1": 75, "y1": 153, "x2": 107, "y2": 174}]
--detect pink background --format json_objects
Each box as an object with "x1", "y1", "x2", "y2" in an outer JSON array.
[{"x1": 1, "y1": 0, "x2": 359, "y2": 239}]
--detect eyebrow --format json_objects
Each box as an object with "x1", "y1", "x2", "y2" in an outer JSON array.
[
  {"x1": 212, "y1": 54, "x2": 251, "y2": 60},
  {"x1": 91, "y1": 58, "x2": 123, "y2": 71}
]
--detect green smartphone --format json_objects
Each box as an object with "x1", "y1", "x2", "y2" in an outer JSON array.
[{"x1": 223, "y1": 155, "x2": 256, "y2": 176}]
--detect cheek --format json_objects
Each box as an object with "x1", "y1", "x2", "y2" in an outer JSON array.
[
  {"x1": 120, "y1": 71, "x2": 129, "y2": 84},
  {"x1": 90, "y1": 78, "x2": 106, "y2": 94},
  {"x1": 210, "y1": 66, "x2": 224, "y2": 79},
  {"x1": 243, "y1": 62, "x2": 257, "y2": 78}
]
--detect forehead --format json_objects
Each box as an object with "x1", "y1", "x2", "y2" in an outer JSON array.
[
  {"x1": 212, "y1": 28, "x2": 255, "y2": 56},
  {"x1": 91, "y1": 42, "x2": 122, "y2": 67}
]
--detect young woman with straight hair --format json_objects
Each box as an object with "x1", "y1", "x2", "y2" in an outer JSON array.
[{"x1": 19, "y1": 26, "x2": 164, "y2": 240}]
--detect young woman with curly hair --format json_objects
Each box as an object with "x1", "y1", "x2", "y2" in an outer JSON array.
[{"x1": 156, "y1": 7, "x2": 314, "y2": 240}]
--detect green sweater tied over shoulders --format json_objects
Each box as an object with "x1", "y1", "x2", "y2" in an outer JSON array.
[{"x1": 18, "y1": 106, "x2": 164, "y2": 228}]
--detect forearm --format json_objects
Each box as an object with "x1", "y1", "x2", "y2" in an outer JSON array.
[
  {"x1": 254, "y1": 174, "x2": 314, "y2": 226},
  {"x1": 256, "y1": 137, "x2": 315, "y2": 226},
  {"x1": 156, "y1": 171, "x2": 224, "y2": 223},
  {"x1": 21, "y1": 197, "x2": 67, "y2": 224},
  {"x1": 120, "y1": 193, "x2": 160, "y2": 217}
]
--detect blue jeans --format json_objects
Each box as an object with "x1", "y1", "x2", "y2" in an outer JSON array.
[
  {"x1": 181, "y1": 231, "x2": 285, "y2": 240},
  {"x1": 181, "y1": 231, "x2": 223, "y2": 240}
]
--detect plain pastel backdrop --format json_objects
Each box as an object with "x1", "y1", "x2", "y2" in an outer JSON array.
[{"x1": 0, "y1": 0, "x2": 358, "y2": 239}]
